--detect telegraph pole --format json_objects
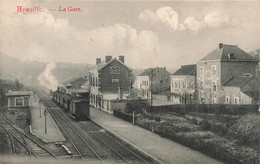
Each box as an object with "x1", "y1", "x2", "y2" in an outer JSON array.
[{"x1": 151, "y1": 69, "x2": 153, "y2": 106}]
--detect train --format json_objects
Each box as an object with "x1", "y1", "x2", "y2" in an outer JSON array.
[{"x1": 52, "y1": 90, "x2": 90, "y2": 121}]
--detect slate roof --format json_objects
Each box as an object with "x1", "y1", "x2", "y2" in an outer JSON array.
[
  {"x1": 223, "y1": 76, "x2": 252, "y2": 87},
  {"x1": 199, "y1": 44, "x2": 258, "y2": 62},
  {"x1": 173, "y1": 64, "x2": 196, "y2": 76},
  {"x1": 96, "y1": 58, "x2": 132, "y2": 71},
  {"x1": 223, "y1": 76, "x2": 260, "y2": 91},
  {"x1": 139, "y1": 67, "x2": 170, "y2": 76},
  {"x1": 61, "y1": 77, "x2": 88, "y2": 89}
]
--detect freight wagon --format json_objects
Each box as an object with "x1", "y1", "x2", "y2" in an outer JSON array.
[
  {"x1": 69, "y1": 99, "x2": 89, "y2": 121},
  {"x1": 52, "y1": 90, "x2": 90, "y2": 120}
]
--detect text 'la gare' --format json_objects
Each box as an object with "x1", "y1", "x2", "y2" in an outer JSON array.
[{"x1": 59, "y1": 6, "x2": 82, "y2": 12}]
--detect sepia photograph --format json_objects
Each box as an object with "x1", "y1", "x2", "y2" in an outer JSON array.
[{"x1": 0, "y1": 0, "x2": 260, "y2": 163}]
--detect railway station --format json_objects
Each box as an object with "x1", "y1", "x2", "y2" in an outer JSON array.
[{"x1": 1, "y1": 1, "x2": 260, "y2": 163}]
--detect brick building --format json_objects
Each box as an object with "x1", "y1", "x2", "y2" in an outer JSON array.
[
  {"x1": 197, "y1": 43, "x2": 259, "y2": 104},
  {"x1": 171, "y1": 64, "x2": 197, "y2": 104},
  {"x1": 89, "y1": 56, "x2": 132, "y2": 113}
]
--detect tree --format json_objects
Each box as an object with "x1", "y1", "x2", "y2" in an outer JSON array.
[{"x1": 14, "y1": 79, "x2": 21, "y2": 90}]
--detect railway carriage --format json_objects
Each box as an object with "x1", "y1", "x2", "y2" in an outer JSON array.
[{"x1": 63, "y1": 95, "x2": 72, "y2": 111}]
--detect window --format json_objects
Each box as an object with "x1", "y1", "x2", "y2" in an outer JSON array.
[
  {"x1": 212, "y1": 81, "x2": 217, "y2": 92},
  {"x1": 234, "y1": 97, "x2": 239, "y2": 105},
  {"x1": 226, "y1": 96, "x2": 230, "y2": 104},
  {"x1": 15, "y1": 97, "x2": 24, "y2": 106},
  {"x1": 175, "y1": 82, "x2": 178, "y2": 88},
  {"x1": 110, "y1": 66, "x2": 121, "y2": 74},
  {"x1": 200, "y1": 66, "x2": 204, "y2": 77},
  {"x1": 212, "y1": 65, "x2": 217, "y2": 77},
  {"x1": 200, "y1": 81, "x2": 204, "y2": 89},
  {"x1": 112, "y1": 79, "x2": 119, "y2": 83},
  {"x1": 142, "y1": 80, "x2": 148, "y2": 86},
  {"x1": 212, "y1": 98, "x2": 217, "y2": 104}
]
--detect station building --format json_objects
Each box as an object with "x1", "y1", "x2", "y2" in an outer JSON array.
[{"x1": 89, "y1": 56, "x2": 132, "y2": 113}]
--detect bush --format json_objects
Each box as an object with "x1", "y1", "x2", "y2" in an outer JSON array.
[
  {"x1": 125, "y1": 100, "x2": 150, "y2": 113},
  {"x1": 228, "y1": 114, "x2": 260, "y2": 147},
  {"x1": 199, "y1": 119, "x2": 211, "y2": 130}
]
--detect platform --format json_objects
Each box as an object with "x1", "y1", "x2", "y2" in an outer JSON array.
[
  {"x1": 30, "y1": 97, "x2": 65, "y2": 142},
  {"x1": 89, "y1": 107, "x2": 222, "y2": 164}
]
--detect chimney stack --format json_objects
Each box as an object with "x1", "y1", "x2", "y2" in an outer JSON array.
[
  {"x1": 219, "y1": 43, "x2": 223, "y2": 49},
  {"x1": 119, "y1": 56, "x2": 125, "y2": 63},
  {"x1": 105, "y1": 56, "x2": 112, "y2": 63},
  {"x1": 96, "y1": 58, "x2": 101, "y2": 65}
]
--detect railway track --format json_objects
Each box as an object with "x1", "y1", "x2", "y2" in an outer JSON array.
[
  {"x1": 38, "y1": 94, "x2": 102, "y2": 162},
  {"x1": 37, "y1": 91, "x2": 153, "y2": 163},
  {"x1": 80, "y1": 121, "x2": 150, "y2": 163},
  {"x1": 0, "y1": 109, "x2": 58, "y2": 159}
]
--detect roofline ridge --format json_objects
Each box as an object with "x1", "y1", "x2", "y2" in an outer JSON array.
[{"x1": 98, "y1": 57, "x2": 132, "y2": 71}]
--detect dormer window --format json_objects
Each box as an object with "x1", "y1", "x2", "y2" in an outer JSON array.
[{"x1": 228, "y1": 53, "x2": 235, "y2": 60}]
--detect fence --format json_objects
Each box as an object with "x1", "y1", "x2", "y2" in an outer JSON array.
[
  {"x1": 113, "y1": 110, "x2": 136, "y2": 123},
  {"x1": 148, "y1": 104, "x2": 259, "y2": 115}
]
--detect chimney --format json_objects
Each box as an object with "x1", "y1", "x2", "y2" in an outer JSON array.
[
  {"x1": 164, "y1": 67, "x2": 166, "y2": 70},
  {"x1": 96, "y1": 58, "x2": 101, "y2": 65},
  {"x1": 105, "y1": 56, "x2": 112, "y2": 63},
  {"x1": 119, "y1": 56, "x2": 125, "y2": 63},
  {"x1": 219, "y1": 43, "x2": 223, "y2": 49}
]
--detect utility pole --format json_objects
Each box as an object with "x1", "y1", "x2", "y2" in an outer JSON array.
[
  {"x1": 151, "y1": 69, "x2": 153, "y2": 106},
  {"x1": 129, "y1": 79, "x2": 132, "y2": 100}
]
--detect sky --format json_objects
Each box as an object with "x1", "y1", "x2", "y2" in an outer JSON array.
[{"x1": 1, "y1": 0, "x2": 260, "y2": 70}]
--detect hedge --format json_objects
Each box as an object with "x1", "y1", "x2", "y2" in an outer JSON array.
[{"x1": 149, "y1": 104, "x2": 259, "y2": 116}]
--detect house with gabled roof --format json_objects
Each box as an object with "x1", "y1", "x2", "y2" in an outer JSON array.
[
  {"x1": 222, "y1": 76, "x2": 260, "y2": 104},
  {"x1": 170, "y1": 64, "x2": 197, "y2": 104},
  {"x1": 89, "y1": 56, "x2": 132, "y2": 113},
  {"x1": 197, "y1": 43, "x2": 259, "y2": 104},
  {"x1": 133, "y1": 67, "x2": 171, "y2": 103}
]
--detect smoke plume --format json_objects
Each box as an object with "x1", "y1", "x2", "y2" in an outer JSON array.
[{"x1": 37, "y1": 63, "x2": 58, "y2": 91}]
